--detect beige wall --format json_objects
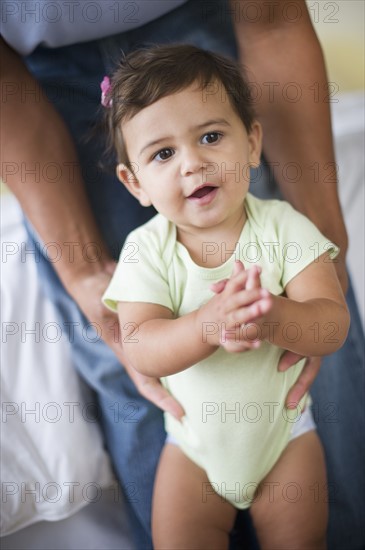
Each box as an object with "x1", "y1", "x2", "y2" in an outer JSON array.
[{"x1": 307, "y1": 0, "x2": 365, "y2": 91}]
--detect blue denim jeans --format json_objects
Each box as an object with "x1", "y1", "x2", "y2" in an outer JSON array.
[{"x1": 24, "y1": 1, "x2": 364, "y2": 548}]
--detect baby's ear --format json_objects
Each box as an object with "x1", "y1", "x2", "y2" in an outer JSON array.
[
  {"x1": 116, "y1": 163, "x2": 152, "y2": 207},
  {"x1": 247, "y1": 121, "x2": 263, "y2": 168}
]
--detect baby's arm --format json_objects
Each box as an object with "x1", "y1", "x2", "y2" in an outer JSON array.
[
  {"x1": 244, "y1": 254, "x2": 349, "y2": 356},
  {"x1": 117, "y1": 267, "x2": 270, "y2": 377},
  {"x1": 118, "y1": 301, "x2": 216, "y2": 377}
]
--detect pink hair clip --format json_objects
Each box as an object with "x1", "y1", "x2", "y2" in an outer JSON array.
[{"x1": 100, "y1": 76, "x2": 113, "y2": 108}]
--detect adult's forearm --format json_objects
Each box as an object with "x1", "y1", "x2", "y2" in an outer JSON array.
[
  {"x1": 232, "y1": 1, "x2": 348, "y2": 258},
  {"x1": 1, "y1": 39, "x2": 110, "y2": 290}
]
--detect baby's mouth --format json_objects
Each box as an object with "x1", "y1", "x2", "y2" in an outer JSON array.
[{"x1": 188, "y1": 185, "x2": 217, "y2": 199}]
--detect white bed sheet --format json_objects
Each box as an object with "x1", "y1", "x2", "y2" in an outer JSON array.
[{"x1": 0, "y1": 197, "x2": 128, "y2": 539}]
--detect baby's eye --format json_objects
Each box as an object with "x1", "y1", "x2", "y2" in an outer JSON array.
[
  {"x1": 201, "y1": 132, "x2": 222, "y2": 145},
  {"x1": 153, "y1": 148, "x2": 174, "y2": 161}
]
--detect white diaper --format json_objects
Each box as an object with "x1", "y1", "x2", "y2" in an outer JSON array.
[{"x1": 289, "y1": 405, "x2": 316, "y2": 441}]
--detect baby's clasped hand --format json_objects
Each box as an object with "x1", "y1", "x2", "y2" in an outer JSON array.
[{"x1": 204, "y1": 260, "x2": 273, "y2": 353}]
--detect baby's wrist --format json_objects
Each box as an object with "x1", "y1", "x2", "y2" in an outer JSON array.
[
  {"x1": 259, "y1": 293, "x2": 280, "y2": 343},
  {"x1": 195, "y1": 304, "x2": 221, "y2": 348}
]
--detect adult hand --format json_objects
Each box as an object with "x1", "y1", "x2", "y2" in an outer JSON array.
[
  {"x1": 334, "y1": 255, "x2": 348, "y2": 297},
  {"x1": 67, "y1": 262, "x2": 185, "y2": 421},
  {"x1": 278, "y1": 352, "x2": 321, "y2": 409}
]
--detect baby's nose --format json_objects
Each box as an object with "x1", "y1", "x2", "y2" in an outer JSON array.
[{"x1": 180, "y1": 148, "x2": 203, "y2": 176}]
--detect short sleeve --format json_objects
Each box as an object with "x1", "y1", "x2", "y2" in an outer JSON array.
[
  {"x1": 102, "y1": 228, "x2": 173, "y2": 313},
  {"x1": 276, "y1": 202, "x2": 339, "y2": 289}
]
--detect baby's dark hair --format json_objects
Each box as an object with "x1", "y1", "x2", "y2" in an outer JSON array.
[{"x1": 103, "y1": 44, "x2": 255, "y2": 169}]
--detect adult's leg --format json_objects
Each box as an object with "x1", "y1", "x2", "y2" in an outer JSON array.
[
  {"x1": 23, "y1": 36, "x2": 163, "y2": 548},
  {"x1": 23, "y1": 223, "x2": 166, "y2": 548},
  {"x1": 311, "y1": 284, "x2": 365, "y2": 550},
  {"x1": 252, "y1": 160, "x2": 365, "y2": 549}
]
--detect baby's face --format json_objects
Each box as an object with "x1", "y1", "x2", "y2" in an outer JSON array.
[{"x1": 118, "y1": 81, "x2": 262, "y2": 237}]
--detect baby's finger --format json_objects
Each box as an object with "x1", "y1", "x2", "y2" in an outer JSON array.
[
  {"x1": 221, "y1": 336, "x2": 260, "y2": 353},
  {"x1": 225, "y1": 287, "x2": 269, "y2": 313},
  {"x1": 227, "y1": 294, "x2": 272, "y2": 326},
  {"x1": 210, "y1": 278, "x2": 228, "y2": 294},
  {"x1": 223, "y1": 321, "x2": 261, "y2": 340},
  {"x1": 224, "y1": 268, "x2": 249, "y2": 294},
  {"x1": 246, "y1": 265, "x2": 262, "y2": 291},
  {"x1": 231, "y1": 260, "x2": 245, "y2": 277}
]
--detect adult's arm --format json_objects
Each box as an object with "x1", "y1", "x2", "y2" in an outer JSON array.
[
  {"x1": 230, "y1": 1, "x2": 349, "y2": 406},
  {"x1": 231, "y1": 0, "x2": 348, "y2": 292},
  {"x1": 0, "y1": 38, "x2": 184, "y2": 420}
]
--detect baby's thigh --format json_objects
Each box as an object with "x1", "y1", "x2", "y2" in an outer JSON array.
[
  {"x1": 152, "y1": 443, "x2": 236, "y2": 550},
  {"x1": 250, "y1": 431, "x2": 328, "y2": 550}
]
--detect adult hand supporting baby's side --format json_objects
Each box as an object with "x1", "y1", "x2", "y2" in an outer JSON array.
[
  {"x1": 211, "y1": 261, "x2": 322, "y2": 409},
  {"x1": 68, "y1": 261, "x2": 185, "y2": 421},
  {"x1": 278, "y1": 352, "x2": 322, "y2": 409}
]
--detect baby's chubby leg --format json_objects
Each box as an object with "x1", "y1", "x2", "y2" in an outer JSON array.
[
  {"x1": 250, "y1": 431, "x2": 328, "y2": 549},
  {"x1": 152, "y1": 443, "x2": 236, "y2": 549}
]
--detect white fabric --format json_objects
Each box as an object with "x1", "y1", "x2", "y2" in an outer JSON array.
[
  {"x1": 0, "y1": 195, "x2": 115, "y2": 536},
  {"x1": 1, "y1": 487, "x2": 134, "y2": 550},
  {"x1": 289, "y1": 404, "x2": 316, "y2": 441},
  {"x1": 0, "y1": 0, "x2": 187, "y2": 55}
]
